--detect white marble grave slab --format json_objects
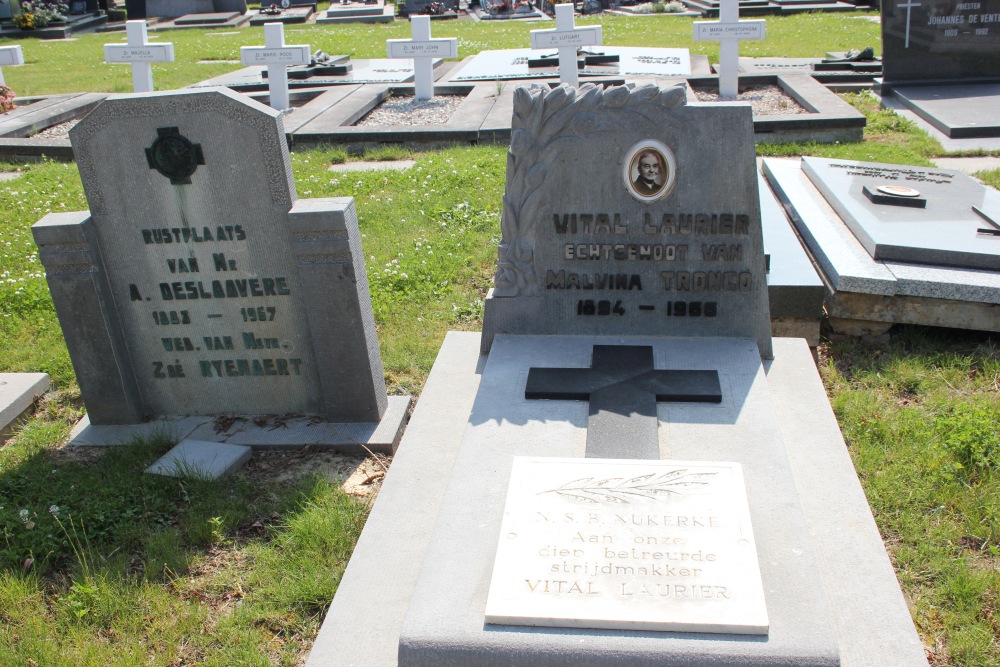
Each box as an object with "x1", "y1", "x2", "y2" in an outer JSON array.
[{"x1": 486, "y1": 456, "x2": 768, "y2": 634}]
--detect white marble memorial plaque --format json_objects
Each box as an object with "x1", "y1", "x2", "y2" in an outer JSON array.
[
  {"x1": 104, "y1": 44, "x2": 175, "y2": 63},
  {"x1": 485, "y1": 457, "x2": 769, "y2": 634},
  {"x1": 240, "y1": 45, "x2": 311, "y2": 66},
  {"x1": 386, "y1": 40, "x2": 457, "y2": 59}
]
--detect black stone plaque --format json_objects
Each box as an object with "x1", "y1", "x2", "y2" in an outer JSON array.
[
  {"x1": 862, "y1": 184, "x2": 928, "y2": 208},
  {"x1": 525, "y1": 345, "x2": 721, "y2": 460},
  {"x1": 881, "y1": 0, "x2": 1000, "y2": 84}
]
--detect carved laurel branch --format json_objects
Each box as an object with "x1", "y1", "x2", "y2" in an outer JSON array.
[
  {"x1": 492, "y1": 82, "x2": 688, "y2": 297},
  {"x1": 540, "y1": 469, "x2": 716, "y2": 505}
]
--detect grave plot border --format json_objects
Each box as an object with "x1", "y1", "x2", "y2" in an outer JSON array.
[
  {"x1": 762, "y1": 157, "x2": 1000, "y2": 335},
  {"x1": 685, "y1": 73, "x2": 865, "y2": 143},
  {"x1": 0, "y1": 93, "x2": 107, "y2": 161}
]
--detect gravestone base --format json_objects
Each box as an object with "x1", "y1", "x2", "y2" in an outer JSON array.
[
  {"x1": 304, "y1": 332, "x2": 927, "y2": 667},
  {"x1": 888, "y1": 84, "x2": 1000, "y2": 139},
  {"x1": 249, "y1": 6, "x2": 314, "y2": 24},
  {"x1": 0, "y1": 373, "x2": 50, "y2": 441},
  {"x1": 65, "y1": 395, "x2": 410, "y2": 453}
]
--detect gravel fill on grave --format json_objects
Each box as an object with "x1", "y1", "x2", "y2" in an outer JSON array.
[
  {"x1": 354, "y1": 94, "x2": 466, "y2": 127},
  {"x1": 30, "y1": 119, "x2": 79, "y2": 139},
  {"x1": 694, "y1": 84, "x2": 808, "y2": 115}
]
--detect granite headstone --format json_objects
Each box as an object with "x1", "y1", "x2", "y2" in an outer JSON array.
[
  {"x1": 881, "y1": 0, "x2": 1000, "y2": 84},
  {"x1": 482, "y1": 82, "x2": 772, "y2": 358},
  {"x1": 32, "y1": 88, "x2": 389, "y2": 427}
]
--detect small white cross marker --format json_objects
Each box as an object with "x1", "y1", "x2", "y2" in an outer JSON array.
[
  {"x1": 387, "y1": 16, "x2": 457, "y2": 101},
  {"x1": 530, "y1": 3, "x2": 602, "y2": 88},
  {"x1": 898, "y1": 0, "x2": 921, "y2": 48},
  {"x1": 104, "y1": 21, "x2": 175, "y2": 94},
  {"x1": 693, "y1": 0, "x2": 765, "y2": 99},
  {"x1": 240, "y1": 23, "x2": 311, "y2": 111},
  {"x1": 0, "y1": 45, "x2": 25, "y2": 87}
]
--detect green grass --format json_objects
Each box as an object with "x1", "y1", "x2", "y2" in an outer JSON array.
[
  {"x1": 0, "y1": 12, "x2": 882, "y2": 96},
  {"x1": 2, "y1": 9, "x2": 1000, "y2": 665}
]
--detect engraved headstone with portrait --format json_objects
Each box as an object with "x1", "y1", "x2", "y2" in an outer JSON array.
[
  {"x1": 32, "y1": 88, "x2": 390, "y2": 430},
  {"x1": 481, "y1": 82, "x2": 772, "y2": 358}
]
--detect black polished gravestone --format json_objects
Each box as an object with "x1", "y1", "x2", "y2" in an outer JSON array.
[
  {"x1": 881, "y1": 0, "x2": 1000, "y2": 85},
  {"x1": 525, "y1": 345, "x2": 721, "y2": 459}
]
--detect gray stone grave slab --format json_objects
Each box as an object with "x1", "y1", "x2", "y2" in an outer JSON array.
[
  {"x1": 174, "y1": 11, "x2": 243, "y2": 24},
  {"x1": 146, "y1": 439, "x2": 252, "y2": 478},
  {"x1": 32, "y1": 88, "x2": 408, "y2": 449},
  {"x1": 482, "y1": 83, "x2": 773, "y2": 357},
  {"x1": 249, "y1": 6, "x2": 314, "y2": 24},
  {"x1": 891, "y1": 83, "x2": 1000, "y2": 139},
  {"x1": 448, "y1": 47, "x2": 692, "y2": 81},
  {"x1": 801, "y1": 156, "x2": 1000, "y2": 270},
  {"x1": 0, "y1": 93, "x2": 107, "y2": 139},
  {"x1": 0, "y1": 373, "x2": 49, "y2": 439},
  {"x1": 317, "y1": 0, "x2": 395, "y2": 24},
  {"x1": 763, "y1": 157, "x2": 1000, "y2": 334},
  {"x1": 305, "y1": 333, "x2": 929, "y2": 667}
]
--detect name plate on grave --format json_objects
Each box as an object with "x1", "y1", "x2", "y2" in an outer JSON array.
[
  {"x1": 485, "y1": 457, "x2": 768, "y2": 634},
  {"x1": 105, "y1": 43, "x2": 175, "y2": 63},
  {"x1": 693, "y1": 20, "x2": 766, "y2": 41},
  {"x1": 386, "y1": 39, "x2": 458, "y2": 59},
  {"x1": 530, "y1": 26, "x2": 602, "y2": 50},
  {"x1": 241, "y1": 45, "x2": 311, "y2": 66}
]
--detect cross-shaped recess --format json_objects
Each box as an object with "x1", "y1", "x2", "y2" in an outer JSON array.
[{"x1": 525, "y1": 345, "x2": 721, "y2": 460}]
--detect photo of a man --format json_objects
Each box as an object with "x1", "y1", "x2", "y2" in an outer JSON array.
[
  {"x1": 624, "y1": 141, "x2": 675, "y2": 202},
  {"x1": 632, "y1": 150, "x2": 665, "y2": 196}
]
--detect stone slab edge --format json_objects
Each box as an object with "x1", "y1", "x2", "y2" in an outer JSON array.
[
  {"x1": 0, "y1": 373, "x2": 50, "y2": 435},
  {"x1": 146, "y1": 439, "x2": 252, "y2": 479},
  {"x1": 304, "y1": 332, "x2": 927, "y2": 667},
  {"x1": 305, "y1": 332, "x2": 484, "y2": 667},
  {"x1": 66, "y1": 395, "x2": 410, "y2": 454}
]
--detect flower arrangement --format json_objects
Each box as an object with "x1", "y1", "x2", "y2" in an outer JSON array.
[
  {"x1": 12, "y1": 0, "x2": 69, "y2": 28},
  {"x1": 0, "y1": 84, "x2": 15, "y2": 115}
]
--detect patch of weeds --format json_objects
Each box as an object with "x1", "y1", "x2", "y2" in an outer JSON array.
[
  {"x1": 977, "y1": 168, "x2": 1000, "y2": 190},
  {"x1": 935, "y1": 401, "x2": 1000, "y2": 480}
]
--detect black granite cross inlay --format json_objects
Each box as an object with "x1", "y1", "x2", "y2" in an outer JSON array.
[{"x1": 525, "y1": 345, "x2": 721, "y2": 460}]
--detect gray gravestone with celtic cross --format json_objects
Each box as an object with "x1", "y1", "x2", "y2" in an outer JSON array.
[{"x1": 32, "y1": 88, "x2": 407, "y2": 453}]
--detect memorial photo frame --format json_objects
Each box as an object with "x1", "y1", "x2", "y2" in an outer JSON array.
[{"x1": 624, "y1": 140, "x2": 676, "y2": 203}]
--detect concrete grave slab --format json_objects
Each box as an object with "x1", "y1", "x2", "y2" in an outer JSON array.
[
  {"x1": 0, "y1": 373, "x2": 49, "y2": 439},
  {"x1": 328, "y1": 159, "x2": 417, "y2": 172},
  {"x1": 304, "y1": 333, "x2": 928, "y2": 667},
  {"x1": 878, "y1": 92, "x2": 1000, "y2": 153},
  {"x1": 146, "y1": 439, "x2": 252, "y2": 478},
  {"x1": 249, "y1": 6, "x2": 314, "y2": 24},
  {"x1": 318, "y1": 0, "x2": 395, "y2": 23},
  {"x1": 801, "y1": 156, "x2": 1000, "y2": 270},
  {"x1": 890, "y1": 83, "x2": 1000, "y2": 139},
  {"x1": 763, "y1": 157, "x2": 1000, "y2": 333},
  {"x1": 447, "y1": 47, "x2": 693, "y2": 81},
  {"x1": 0, "y1": 93, "x2": 106, "y2": 139},
  {"x1": 190, "y1": 59, "x2": 443, "y2": 92}
]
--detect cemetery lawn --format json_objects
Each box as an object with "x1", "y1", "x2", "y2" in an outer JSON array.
[{"x1": 1, "y1": 18, "x2": 999, "y2": 663}]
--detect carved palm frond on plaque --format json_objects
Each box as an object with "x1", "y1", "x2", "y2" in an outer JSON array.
[
  {"x1": 541, "y1": 469, "x2": 716, "y2": 504},
  {"x1": 493, "y1": 82, "x2": 688, "y2": 297}
]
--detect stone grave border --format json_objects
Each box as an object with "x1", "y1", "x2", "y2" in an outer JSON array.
[
  {"x1": 0, "y1": 93, "x2": 107, "y2": 161},
  {"x1": 762, "y1": 157, "x2": 1000, "y2": 335},
  {"x1": 686, "y1": 73, "x2": 865, "y2": 143}
]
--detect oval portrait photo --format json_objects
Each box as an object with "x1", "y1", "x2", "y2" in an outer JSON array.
[{"x1": 623, "y1": 140, "x2": 676, "y2": 203}]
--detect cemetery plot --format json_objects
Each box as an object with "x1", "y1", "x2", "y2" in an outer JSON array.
[
  {"x1": 801, "y1": 156, "x2": 1000, "y2": 270},
  {"x1": 448, "y1": 47, "x2": 692, "y2": 81},
  {"x1": 317, "y1": 0, "x2": 395, "y2": 23},
  {"x1": 31, "y1": 88, "x2": 407, "y2": 451},
  {"x1": 763, "y1": 156, "x2": 1000, "y2": 334}
]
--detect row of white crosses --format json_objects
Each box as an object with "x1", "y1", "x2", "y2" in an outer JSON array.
[{"x1": 0, "y1": 45, "x2": 25, "y2": 86}]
